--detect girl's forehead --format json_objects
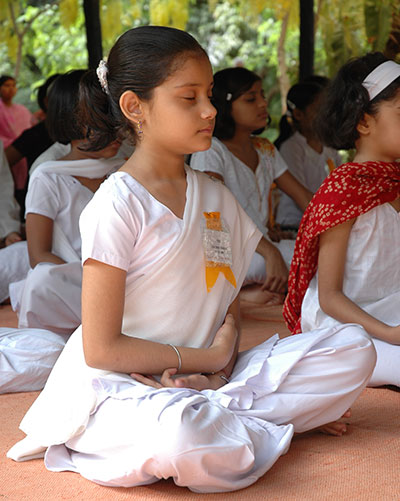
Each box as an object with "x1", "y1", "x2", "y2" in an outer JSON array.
[
  {"x1": 167, "y1": 55, "x2": 213, "y2": 85},
  {"x1": 243, "y1": 80, "x2": 262, "y2": 92}
]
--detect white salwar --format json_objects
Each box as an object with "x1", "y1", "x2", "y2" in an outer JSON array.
[
  {"x1": 301, "y1": 203, "x2": 400, "y2": 387},
  {"x1": 8, "y1": 168, "x2": 376, "y2": 493},
  {"x1": 11, "y1": 157, "x2": 123, "y2": 335},
  {"x1": 191, "y1": 137, "x2": 295, "y2": 284},
  {"x1": 0, "y1": 327, "x2": 68, "y2": 394}
]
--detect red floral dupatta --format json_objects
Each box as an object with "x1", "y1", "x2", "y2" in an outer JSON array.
[{"x1": 283, "y1": 161, "x2": 400, "y2": 334}]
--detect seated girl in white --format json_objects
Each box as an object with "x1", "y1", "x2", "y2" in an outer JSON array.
[
  {"x1": 10, "y1": 70, "x2": 123, "y2": 335},
  {"x1": 8, "y1": 26, "x2": 375, "y2": 493},
  {"x1": 275, "y1": 81, "x2": 342, "y2": 230},
  {"x1": 190, "y1": 67, "x2": 313, "y2": 304},
  {"x1": 283, "y1": 53, "x2": 400, "y2": 388}
]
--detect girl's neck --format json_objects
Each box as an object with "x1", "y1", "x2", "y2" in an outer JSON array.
[
  {"x1": 222, "y1": 129, "x2": 253, "y2": 151},
  {"x1": 1, "y1": 97, "x2": 13, "y2": 107},
  {"x1": 221, "y1": 130, "x2": 259, "y2": 171},
  {"x1": 122, "y1": 144, "x2": 188, "y2": 220},
  {"x1": 298, "y1": 129, "x2": 323, "y2": 154},
  {"x1": 353, "y1": 139, "x2": 397, "y2": 164},
  {"x1": 122, "y1": 143, "x2": 186, "y2": 182},
  {"x1": 61, "y1": 140, "x2": 99, "y2": 162}
]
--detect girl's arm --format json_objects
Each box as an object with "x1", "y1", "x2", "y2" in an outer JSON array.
[
  {"x1": 256, "y1": 237, "x2": 288, "y2": 293},
  {"x1": 133, "y1": 296, "x2": 241, "y2": 391},
  {"x1": 82, "y1": 258, "x2": 238, "y2": 374},
  {"x1": 25, "y1": 213, "x2": 65, "y2": 268},
  {"x1": 275, "y1": 171, "x2": 313, "y2": 212},
  {"x1": 318, "y1": 220, "x2": 400, "y2": 344}
]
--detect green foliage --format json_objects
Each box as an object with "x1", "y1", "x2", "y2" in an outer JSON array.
[
  {"x1": 0, "y1": 1, "x2": 87, "y2": 110},
  {"x1": 0, "y1": 0, "x2": 399, "y2": 120}
]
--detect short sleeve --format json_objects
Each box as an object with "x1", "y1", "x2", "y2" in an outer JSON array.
[
  {"x1": 272, "y1": 148, "x2": 289, "y2": 180},
  {"x1": 279, "y1": 138, "x2": 306, "y2": 184},
  {"x1": 190, "y1": 139, "x2": 226, "y2": 179},
  {"x1": 25, "y1": 173, "x2": 60, "y2": 220},
  {"x1": 79, "y1": 180, "x2": 138, "y2": 271}
]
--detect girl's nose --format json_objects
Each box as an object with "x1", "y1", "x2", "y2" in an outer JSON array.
[{"x1": 201, "y1": 102, "x2": 217, "y2": 120}]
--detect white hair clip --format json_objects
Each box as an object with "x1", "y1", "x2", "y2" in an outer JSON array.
[
  {"x1": 226, "y1": 92, "x2": 232, "y2": 101},
  {"x1": 96, "y1": 59, "x2": 110, "y2": 95},
  {"x1": 362, "y1": 60, "x2": 400, "y2": 101}
]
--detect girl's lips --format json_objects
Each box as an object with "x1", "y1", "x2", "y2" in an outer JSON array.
[{"x1": 198, "y1": 127, "x2": 213, "y2": 133}]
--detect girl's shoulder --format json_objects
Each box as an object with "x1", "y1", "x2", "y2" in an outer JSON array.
[{"x1": 251, "y1": 136, "x2": 275, "y2": 157}]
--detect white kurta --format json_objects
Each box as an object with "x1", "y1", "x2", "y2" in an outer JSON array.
[
  {"x1": 301, "y1": 203, "x2": 400, "y2": 387},
  {"x1": 276, "y1": 132, "x2": 341, "y2": 228},
  {"x1": 8, "y1": 168, "x2": 376, "y2": 493},
  {"x1": 191, "y1": 137, "x2": 295, "y2": 283}
]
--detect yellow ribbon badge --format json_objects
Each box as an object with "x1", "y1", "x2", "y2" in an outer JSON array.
[{"x1": 203, "y1": 212, "x2": 236, "y2": 292}]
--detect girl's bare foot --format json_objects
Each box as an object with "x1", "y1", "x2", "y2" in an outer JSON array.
[{"x1": 317, "y1": 409, "x2": 352, "y2": 437}]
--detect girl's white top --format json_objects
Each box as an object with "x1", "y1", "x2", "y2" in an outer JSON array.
[
  {"x1": 301, "y1": 203, "x2": 400, "y2": 332},
  {"x1": 26, "y1": 157, "x2": 123, "y2": 262},
  {"x1": 276, "y1": 132, "x2": 341, "y2": 227},
  {"x1": 191, "y1": 137, "x2": 287, "y2": 238}
]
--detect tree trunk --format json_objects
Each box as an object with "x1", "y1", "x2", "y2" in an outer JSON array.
[
  {"x1": 277, "y1": 11, "x2": 290, "y2": 114},
  {"x1": 83, "y1": 0, "x2": 103, "y2": 69},
  {"x1": 299, "y1": 0, "x2": 314, "y2": 81},
  {"x1": 384, "y1": 10, "x2": 400, "y2": 60}
]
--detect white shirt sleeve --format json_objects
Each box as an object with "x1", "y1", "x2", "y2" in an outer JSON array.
[
  {"x1": 80, "y1": 183, "x2": 138, "y2": 272},
  {"x1": 25, "y1": 172, "x2": 60, "y2": 220},
  {"x1": 272, "y1": 147, "x2": 290, "y2": 181},
  {"x1": 279, "y1": 137, "x2": 306, "y2": 184}
]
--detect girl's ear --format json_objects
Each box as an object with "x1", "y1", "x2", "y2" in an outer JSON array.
[
  {"x1": 292, "y1": 108, "x2": 304, "y2": 123},
  {"x1": 356, "y1": 113, "x2": 373, "y2": 136},
  {"x1": 119, "y1": 90, "x2": 143, "y2": 122}
]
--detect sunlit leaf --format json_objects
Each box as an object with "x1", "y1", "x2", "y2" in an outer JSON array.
[{"x1": 59, "y1": 0, "x2": 79, "y2": 30}]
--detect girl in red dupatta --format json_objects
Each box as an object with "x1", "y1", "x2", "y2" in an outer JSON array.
[{"x1": 283, "y1": 52, "x2": 400, "y2": 387}]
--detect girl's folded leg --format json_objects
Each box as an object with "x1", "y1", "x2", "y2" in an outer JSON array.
[
  {"x1": 368, "y1": 337, "x2": 400, "y2": 387},
  {"x1": 46, "y1": 389, "x2": 293, "y2": 493},
  {"x1": 247, "y1": 324, "x2": 376, "y2": 433},
  {"x1": 17, "y1": 262, "x2": 82, "y2": 335}
]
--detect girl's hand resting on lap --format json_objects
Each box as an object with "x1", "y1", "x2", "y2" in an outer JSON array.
[
  {"x1": 131, "y1": 368, "x2": 228, "y2": 391},
  {"x1": 130, "y1": 313, "x2": 237, "y2": 390}
]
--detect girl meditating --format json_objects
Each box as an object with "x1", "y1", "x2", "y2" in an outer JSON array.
[
  {"x1": 8, "y1": 27, "x2": 375, "y2": 493},
  {"x1": 190, "y1": 67, "x2": 313, "y2": 305},
  {"x1": 284, "y1": 52, "x2": 400, "y2": 388},
  {"x1": 8, "y1": 70, "x2": 123, "y2": 335},
  {"x1": 275, "y1": 81, "x2": 342, "y2": 231}
]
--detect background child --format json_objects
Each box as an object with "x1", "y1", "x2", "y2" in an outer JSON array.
[
  {"x1": 9, "y1": 70, "x2": 123, "y2": 335},
  {"x1": 190, "y1": 67, "x2": 313, "y2": 304},
  {"x1": 275, "y1": 81, "x2": 342, "y2": 231},
  {"x1": 283, "y1": 52, "x2": 400, "y2": 388},
  {"x1": 0, "y1": 75, "x2": 35, "y2": 208},
  {"x1": 8, "y1": 26, "x2": 375, "y2": 492}
]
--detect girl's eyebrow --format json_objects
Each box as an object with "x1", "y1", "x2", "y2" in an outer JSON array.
[{"x1": 174, "y1": 81, "x2": 214, "y2": 88}]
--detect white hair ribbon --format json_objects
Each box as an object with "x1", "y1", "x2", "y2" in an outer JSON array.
[
  {"x1": 362, "y1": 60, "x2": 400, "y2": 101},
  {"x1": 96, "y1": 59, "x2": 109, "y2": 95}
]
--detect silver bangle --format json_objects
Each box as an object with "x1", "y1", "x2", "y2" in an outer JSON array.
[
  {"x1": 168, "y1": 344, "x2": 182, "y2": 371},
  {"x1": 219, "y1": 374, "x2": 229, "y2": 384}
]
